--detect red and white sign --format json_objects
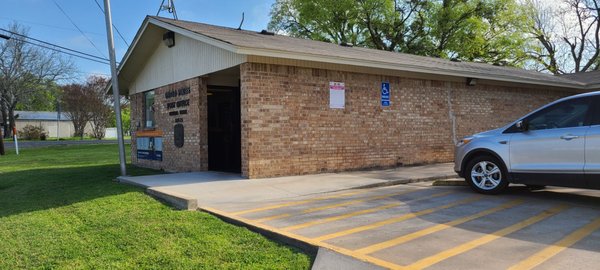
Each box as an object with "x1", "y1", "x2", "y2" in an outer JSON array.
[{"x1": 329, "y1": 82, "x2": 345, "y2": 109}]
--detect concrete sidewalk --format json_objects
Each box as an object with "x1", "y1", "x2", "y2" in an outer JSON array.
[{"x1": 118, "y1": 163, "x2": 456, "y2": 210}]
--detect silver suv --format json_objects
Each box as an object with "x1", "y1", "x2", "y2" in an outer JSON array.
[{"x1": 455, "y1": 91, "x2": 600, "y2": 194}]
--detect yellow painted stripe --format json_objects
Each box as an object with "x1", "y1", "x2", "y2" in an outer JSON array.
[
  {"x1": 255, "y1": 188, "x2": 439, "y2": 223},
  {"x1": 508, "y1": 217, "x2": 600, "y2": 270},
  {"x1": 230, "y1": 189, "x2": 368, "y2": 216},
  {"x1": 282, "y1": 202, "x2": 403, "y2": 231},
  {"x1": 282, "y1": 191, "x2": 455, "y2": 231},
  {"x1": 201, "y1": 206, "x2": 407, "y2": 270},
  {"x1": 356, "y1": 199, "x2": 525, "y2": 255},
  {"x1": 407, "y1": 204, "x2": 569, "y2": 270},
  {"x1": 313, "y1": 195, "x2": 484, "y2": 242}
]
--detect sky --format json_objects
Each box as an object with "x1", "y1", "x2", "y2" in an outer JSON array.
[{"x1": 1, "y1": 0, "x2": 275, "y2": 82}]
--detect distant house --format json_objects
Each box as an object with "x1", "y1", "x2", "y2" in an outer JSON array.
[{"x1": 14, "y1": 111, "x2": 93, "y2": 138}]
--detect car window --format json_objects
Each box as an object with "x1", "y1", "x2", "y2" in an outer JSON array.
[
  {"x1": 592, "y1": 96, "x2": 600, "y2": 126},
  {"x1": 527, "y1": 97, "x2": 592, "y2": 131}
]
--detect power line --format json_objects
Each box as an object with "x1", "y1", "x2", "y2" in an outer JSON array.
[
  {"x1": 0, "y1": 28, "x2": 109, "y2": 62},
  {"x1": 52, "y1": 0, "x2": 108, "y2": 58},
  {"x1": 91, "y1": 0, "x2": 130, "y2": 47},
  {"x1": 21, "y1": 39, "x2": 109, "y2": 65},
  {"x1": 74, "y1": 71, "x2": 110, "y2": 76},
  {"x1": 0, "y1": 16, "x2": 104, "y2": 36},
  {"x1": 0, "y1": 28, "x2": 111, "y2": 65}
]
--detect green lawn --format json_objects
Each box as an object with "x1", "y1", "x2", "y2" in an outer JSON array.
[{"x1": 0, "y1": 145, "x2": 311, "y2": 269}]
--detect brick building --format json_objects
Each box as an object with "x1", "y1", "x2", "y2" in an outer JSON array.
[{"x1": 113, "y1": 16, "x2": 599, "y2": 179}]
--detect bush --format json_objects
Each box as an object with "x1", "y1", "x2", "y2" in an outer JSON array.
[{"x1": 20, "y1": 125, "x2": 47, "y2": 140}]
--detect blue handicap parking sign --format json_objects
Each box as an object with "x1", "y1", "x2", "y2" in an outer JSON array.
[{"x1": 381, "y1": 82, "x2": 390, "y2": 107}]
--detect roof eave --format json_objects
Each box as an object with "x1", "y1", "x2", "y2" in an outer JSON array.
[
  {"x1": 236, "y1": 47, "x2": 587, "y2": 90},
  {"x1": 586, "y1": 83, "x2": 600, "y2": 90},
  {"x1": 148, "y1": 17, "x2": 238, "y2": 53},
  {"x1": 118, "y1": 17, "x2": 152, "y2": 75},
  {"x1": 115, "y1": 17, "x2": 589, "y2": 93},
  {"x1": 105, "y1": 16, "x2": 152, "y2": 95},
  {"x1": 110, "y1": 17, "x2": 241, "y2": 95}
]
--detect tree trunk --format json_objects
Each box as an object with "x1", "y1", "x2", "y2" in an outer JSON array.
[
  {"x1": 1, "y1": 104, "x2": 9, "y2": 139},
  {"x1": 8, "y1": 107, "x2": 15, "y2": 137},
  {"x1": 0, "y1": 125, "x2": 4, "y2": 155},
  {"x1": 73, "y1": 120, "x2": 85, "y2": 139}
]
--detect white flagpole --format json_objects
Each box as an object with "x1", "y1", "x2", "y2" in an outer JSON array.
[{"x1": 103, "y1": 0, "x2": 127, "y2": 176}]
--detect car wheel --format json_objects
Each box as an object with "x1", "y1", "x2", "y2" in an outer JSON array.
[{"x1": 465, "y1": 155, "x2": 509, "y2": 194}]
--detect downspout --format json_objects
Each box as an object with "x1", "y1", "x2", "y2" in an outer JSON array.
[{"x1": 447, "y1": 85, "x2": 457, "y2": 145}]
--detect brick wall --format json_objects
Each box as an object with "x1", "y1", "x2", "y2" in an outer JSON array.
[
  {"x1": 240, "y1": 63, "x2": 573, "y2": 178},
  {"x1": 130, "y1": 77, "x2": 208, "y2": 172},
  {"x1": 128, "y1": 63, "x2": 574, "y2": 178}
]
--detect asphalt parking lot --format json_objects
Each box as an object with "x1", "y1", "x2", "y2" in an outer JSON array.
[{"x1": 203, "y1": 183, "x2": 600, "y2": 270}]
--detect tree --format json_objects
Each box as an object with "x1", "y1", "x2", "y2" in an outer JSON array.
[
  {"x1": 526, "y1": 0, "x2": 600, "y2": 73},
  {"x1": 269, "y1": 0, "x2": 432, "y2": 50},
  {"x1": 86, "y1": 76, "x2": 111, "y2": 140},
  {"x1": 61, "y1": 83, "x2": 92, "y2": 139},
  {"x1": 15, "y1": 82, "x2": 60, "y2": 111},
  {"x1": 269, "y1": 0, "x2": 368, "y2": 45},
  {"x1": 110, "y1": 99, "x2": 131, "y2": 135},
  {"x1": 428, "y1": 0, "x2": 532, "y2": 64},
  {"x1": 429, "y1": 0, "x2": 485, "y2": 57},
  {"x1": 269, "y1": 0, "x2": 533, "y2": 66},
  {"x1": 358, "y1": 0, "x2": 431, "y2": 53},
  {"x1": 0, "y1": 23, "x2": 74, "y2": 138},
  {"x1": 61, "y1": 76, "x2": 112, "y2": 139}
]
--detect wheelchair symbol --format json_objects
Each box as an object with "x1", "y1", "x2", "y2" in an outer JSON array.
[{"x1": 381, "y1": 83, "x2": 390, "y2": 95}]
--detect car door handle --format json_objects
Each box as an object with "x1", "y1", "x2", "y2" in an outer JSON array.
[{"x1": 560, "y1": 134, "x2": 579, "y2": 141}]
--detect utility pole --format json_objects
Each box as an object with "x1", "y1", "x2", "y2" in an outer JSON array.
[{"x1": 103, "y1": 0, "x2": 127, "y2": 176}]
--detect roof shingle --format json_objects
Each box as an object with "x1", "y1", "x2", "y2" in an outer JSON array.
[
  {"x1": 152, "y1": 16, "x2": 594, "y2": 89},
  {"x1": 559, "y1": 70, "x2": 600, "y2": 85}
]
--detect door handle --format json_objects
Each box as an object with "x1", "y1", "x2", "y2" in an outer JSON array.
[{"x1": 560, "y1": 134, "x2": 579, "y2": 141}]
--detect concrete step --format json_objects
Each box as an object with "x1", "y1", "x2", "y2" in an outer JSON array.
[{"x1": 432, "y1": 178, "x2": 468, "y2": 186}]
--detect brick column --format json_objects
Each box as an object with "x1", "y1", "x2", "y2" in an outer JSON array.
[
  {"x1": 198, "y1": 77, "x2": 209, "y2": 171},
  {"x1": 240, "y1": 63, "x2": 251, "y2": 178}
]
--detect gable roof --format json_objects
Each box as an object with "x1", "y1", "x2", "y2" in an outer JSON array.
[
  {"x1": 559, "y1": 70, "x2": 600, "y2": 89},
  {"x1": 115, "y1": 16, "x2": 598, "y2": 93}
]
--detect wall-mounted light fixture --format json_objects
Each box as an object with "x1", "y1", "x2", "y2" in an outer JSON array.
[
  {"x1": 466, "y1": 78, "x2": 477, "y2": 86},
  {"x1": 163, "y1": 31, "x2": 175, "y2": 48}
]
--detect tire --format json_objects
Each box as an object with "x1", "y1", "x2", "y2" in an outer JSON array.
[{"x1": 464, "y1": 155, "x2": 509, "y2": 194}]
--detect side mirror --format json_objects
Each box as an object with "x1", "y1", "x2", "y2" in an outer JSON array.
[{"x1": 516, "y1": 120, "x2": 529, "y2": 132}]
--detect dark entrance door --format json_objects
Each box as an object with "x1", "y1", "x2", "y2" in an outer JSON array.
[{"x1": 207, "y1": 86, "x2": 241, "y2": 173}]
